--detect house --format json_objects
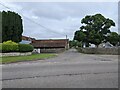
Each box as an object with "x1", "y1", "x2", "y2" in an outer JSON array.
[
  {"x1": 31, "y1": 39, "x2": 69, "y2": 53},
  {"x1": 98, "y1": 42, "x2": 113, "y2": 48},
  {"x1": 19, "y1": 36, "x2": 36, "y2": 44}
]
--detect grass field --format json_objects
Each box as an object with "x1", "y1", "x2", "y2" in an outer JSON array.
[{"x1": 1, "y1": 54, "x2": 56, "y2": 64}]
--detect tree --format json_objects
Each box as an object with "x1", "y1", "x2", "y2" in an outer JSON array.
[
  {"x1": 1, "y1": 11, "x2": 23, "y2": 43},
  {"x1": 89, "y1": 30, "x2": 103, "y2": 47},
  {"x1": 74, "y1": 13, "x2": 115, "y2": 47},
  {"x1": 69, "y1": 40, "x2": 74, "y2": 48},
  {"x1": 69, "y1": 40, "x2": 77, "y2": 48},
  {"x1": 74, "y1": 30, "x2": 86, "y2": 47},
  {"x1": 118, "y1": 35, "x2": 120, "y2": 46},
  {"x1": 106, "y1": 32, "x2": 119, "y2": 46},
  {"x1": 69, "y1": 40, "x2": 82, "y2": 48}
]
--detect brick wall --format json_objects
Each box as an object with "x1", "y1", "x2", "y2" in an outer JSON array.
[{"x1": 40, "y1": 48, "x2": 65, "y2": 53}]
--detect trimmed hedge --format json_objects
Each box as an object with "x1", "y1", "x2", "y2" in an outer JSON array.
[
  {"x1": 1, "y1": 40, "x2": 34, "y2": 53},
  {"x1": 0, "y1": 44, "x2": 2, "y2": 53},
  {"x1": 18, "y1": 44, "x2": 34, "y2": 52},
  {"x1": 2, "y1": 40, "x2": 19, "y2": 53}
]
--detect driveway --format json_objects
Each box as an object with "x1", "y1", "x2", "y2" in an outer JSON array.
[{"x1": 2, "y1": 49, "x2": 118, "y2": 88}]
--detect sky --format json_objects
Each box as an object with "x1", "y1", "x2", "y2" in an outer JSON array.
[{"x1": 0, "y1": 0, "x2": 118, "y2": 40}]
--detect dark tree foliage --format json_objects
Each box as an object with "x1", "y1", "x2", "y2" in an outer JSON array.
[
  {"x1": 74, "y1": 30, "x2": 87, "y2": 47},
  {"x1": 106, "y1": 32, "x2": 119, "y2": 46},
  {"x1": 69, "y1": 40, "x2": 82, "y2": 48},
  {"x1": 69, "y1": 40, "x2": 76, "y2": 48},
  {"x1": 118, "y1": 35, "x2": 120, "y2": 46},
  {"x1": 1, "y1": 11, "x2": 23, "y2": 43},
  {"x1": 74, "y1": 30, "x2": 86, "y2": 42},
  {"x1": 74, "y1": 14, "x2": 115, "y2": 47}
]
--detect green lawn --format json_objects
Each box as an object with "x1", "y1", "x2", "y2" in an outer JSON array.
[{"x1": 1, "y1": 54, "x2": 56, "y2": 64}]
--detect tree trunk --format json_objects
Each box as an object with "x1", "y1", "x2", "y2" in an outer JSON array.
[{"x1": 96, "y1": 45, "x2": 99, "y2": 48}]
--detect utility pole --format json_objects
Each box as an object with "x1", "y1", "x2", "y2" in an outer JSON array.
[
  {"x1": 66, "y1": 35, "x2": 67, "y2": 39},
  {"x1": 65, "y1": 35, "x2": 69, "y2": 49}
]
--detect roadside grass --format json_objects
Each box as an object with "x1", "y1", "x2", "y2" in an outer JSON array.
[{"x1": 1, "y1": 54, "x2": 57, "y2": 64}]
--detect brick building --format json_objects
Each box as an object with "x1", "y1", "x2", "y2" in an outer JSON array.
[
  {"x1": 31, "y1": 39, "x2": 69, "y2": 53},
  {"x1": 20, "y1": 36, "x2": 36, "y2": 44}
]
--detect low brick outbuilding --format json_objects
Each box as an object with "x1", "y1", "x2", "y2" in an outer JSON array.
[{"x1": 31, "y1": 39, "x2": 69, "y2": 53}]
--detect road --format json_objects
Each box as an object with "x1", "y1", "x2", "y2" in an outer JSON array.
[{"x1": 2, "y1": 49, "x2": 118, "y2": 88}]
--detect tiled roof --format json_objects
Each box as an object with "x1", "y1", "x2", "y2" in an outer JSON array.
[
  {"x1": 22, "y1": 36, "x2": 36, "y2": 41},
  {"x1": 31, "y1": 39, "x2": 69, "y2": 48}
]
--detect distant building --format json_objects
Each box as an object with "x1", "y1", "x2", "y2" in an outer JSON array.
[
  {"x1": 31, "y1": 39, "x2": 69, "y2": 53},
  {"x1": 98, "y1": 42, "x2": 113, "y2": 48},
  {"x1": 89, "y1": 44, "x2": 96, "y2": 48},
  {"x1": 19, "y1": 36, "x2": 36, "y2": 44}
]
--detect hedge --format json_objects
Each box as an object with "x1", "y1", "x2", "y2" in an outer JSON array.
[
  {"x1": 0, "y1": 44, "x2": 2, "y2": 53},
  {"x1": 1, "y1": 40, "x2": 34, "y2": 53},
  {"x1": 18, "y1": 44, "x2": 34, "y2": 52},
  {"x1": 2, "y1": 40, "x2": 19, "y2": 53}
]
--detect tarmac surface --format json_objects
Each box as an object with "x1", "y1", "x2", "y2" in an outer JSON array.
[{"x1": 2, "y1": 49, "x2": 118, "y2": 88}]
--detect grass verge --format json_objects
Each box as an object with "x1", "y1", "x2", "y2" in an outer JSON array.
[{"x1": 1, "y1": 54, "x2": 56, "y2": 64}]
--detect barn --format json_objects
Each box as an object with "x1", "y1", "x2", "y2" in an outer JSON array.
[{"x1": 31, "y1": 39, "x2": 69, "y2": 53}]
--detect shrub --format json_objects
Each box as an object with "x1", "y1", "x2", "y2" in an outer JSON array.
[
  {"x1": 18, "y1": 44, "x2": 34, "y2": 52},
  {"x1": 2, "y1": 40, "x2": 19, "y2": 52},
  {"x1": 1, "y1": 40, "x2": 34, "y2": 53},
  {"x1": 3, "y1": 40, "x2": 18, "y2": 45},
  {"x1": 0, "y1": 44, "x2": 2, "y2": 53},
  {"x1": 76, "y1": 41, "x2": 82, "y2": 47}
]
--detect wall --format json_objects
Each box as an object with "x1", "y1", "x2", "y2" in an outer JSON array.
[
  {"x1": 0, "y1": 52, "x2": 32, "y2": 57},
  {"x1": 78, "y1": 47, "x2": 120, "y2": 55},
  {"x1": 39, "y1": 48, "x2": 65, "y2": 53}
]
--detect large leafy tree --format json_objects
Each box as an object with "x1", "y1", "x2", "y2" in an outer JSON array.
[
  {"x1": 1, "y1": 11, "x2": 23, "y2": 43},
  {"x1": 106, "y1": 32, "x2": 119, "y2": 46},
  {"x1": 74, "y1": 14, "x2": 115, "y2": 47},
  {"x1": 118, "y1": 35, "x2": 120, "y2": 46},
  {"x1": 74, "y1": 30, "x2": 88, "y2": 47},
  {"x1": 69, "y1": 40, "x2": 77, "y2": 48},
  {"x1": 88, "y1": 30, "x2": 103, "y2": 47},
  {"x1": 69, "y1": 40, "x2": 82, "y2": 48},
  {"x1": 74, "y1": 30, "x2": 89, "y2": 47},
  {"x1": 74, "y1": 30, "x2": 86, "y2": 42}
]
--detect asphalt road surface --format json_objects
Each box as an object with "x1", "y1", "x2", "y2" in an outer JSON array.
[{"x1": 2, "y1": 49, "x2": 118, "y2": 88}]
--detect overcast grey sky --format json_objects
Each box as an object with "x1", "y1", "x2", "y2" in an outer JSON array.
[{"x1": 0, "y1": 1, "x2": 118, "y2": 40}]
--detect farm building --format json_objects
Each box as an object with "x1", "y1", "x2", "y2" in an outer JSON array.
[
  {"x1": 31, "y1": 39, "x2": 69, "y2": 53},
  {"x1": 20, "y1": 36, "x2": 36, "y2": 44}
]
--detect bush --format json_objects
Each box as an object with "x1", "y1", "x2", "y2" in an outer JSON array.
[
  {"x1": 18, "y1": 44, "x2": 34, "y2": 52},
  {"x1": 0, "y1": 44, "x2": 2, "y2": 53},
  {"x1": 1, "y1": 40, "x2": 34, "y2": 53},
  {"x1": 76, "y1": 41, "x2": 82, "y2": 47},
  {"x1": 2, "y1": 40, "x2": 19, "y2": 52}
]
